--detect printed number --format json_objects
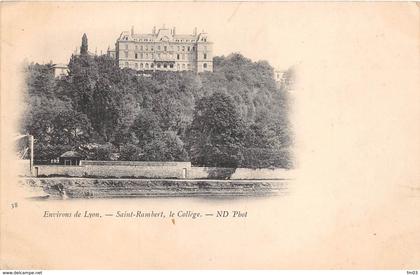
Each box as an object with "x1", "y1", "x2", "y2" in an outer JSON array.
[
  {"x1": 11, "y1": 202, "x2": 18, "y2": 209},
  {"x1": 407, "y1": 271, "x2": 418, "y2": 275}
]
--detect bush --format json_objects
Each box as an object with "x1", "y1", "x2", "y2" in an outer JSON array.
[
  {"x1": 142, "y1": 131, "x2": 189, "y2": 161},
  {"x1": 241, "y1": 147, "x2": 293, "y2": 169},
  {"x1": 89, "y1": 143, "x2": 117, "y2": 161},
  {"x1": 119, "y1": 144, "x2": 143, "y2": 161},
  {"x1": 33, "y1": 143, "x2": 73, "y2": 164}
]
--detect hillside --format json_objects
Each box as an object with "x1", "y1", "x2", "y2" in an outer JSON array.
[{"x1": 22, "y1": 53, "x2": 294, "y2": 168}]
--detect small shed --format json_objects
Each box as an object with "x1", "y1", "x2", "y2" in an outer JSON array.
[{"x1": 59, "y1": 151, "x2": 82, "y2": 166}]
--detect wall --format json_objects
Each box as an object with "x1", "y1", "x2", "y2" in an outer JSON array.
[
  {"x1": 35, "y1": 161, "x2": 191, "y2": 179},
  {"x1": 80, "y1": 160, "x2": 191, "y2": 168},
  {"x1": 34, "y1": 162, "x2": 293, "y2": 180},
  {"x1": 189, "y1": 167, "x2": 294, "y2": 180}
]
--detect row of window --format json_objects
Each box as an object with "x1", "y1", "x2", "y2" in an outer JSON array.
[
  {"x1": 175, "y1": 39, "x2": 197, "y2": 42},
  {"x1": 125, "y1": 52, "x2": 208, "y2": 60},
  {"x1": 123, "y1": 44, "x2": 207, "y2": 52},
  {"x1": 123, "y1": 36, "x2": 204, "y2": 43},
  {"x1": 173, "y1": 38, "x2": 207, "y2": 42},
  {"x1": 122, "y1": 62, "x2": 209, "y2": 70}
]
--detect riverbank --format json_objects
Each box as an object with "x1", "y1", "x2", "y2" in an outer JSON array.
[{"x1": 23, "y1": 177, "x2": 290, "y2": 199}]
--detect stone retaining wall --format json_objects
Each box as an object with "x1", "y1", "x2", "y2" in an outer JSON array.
[{"x1": 34, "y1": 162, "x2": 293, "y2": 180}]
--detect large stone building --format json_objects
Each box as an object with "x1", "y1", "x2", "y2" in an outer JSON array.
[{"x1": 108, "y1": 26, "x2": 213, "y2": 73}]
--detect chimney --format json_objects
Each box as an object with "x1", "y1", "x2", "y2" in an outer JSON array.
[
  {"x1": 173, "y1": 27, "x2": 176, "y2": 35},
  {"x1": 153, "y1": 26, "x2": 156, "y2": 34},
  {"x1": 194, "y1": 27, "x2": 197, "y2": 36},
  {"x1": 131, "y1": 25, "x2": 134, "y2": 36}
]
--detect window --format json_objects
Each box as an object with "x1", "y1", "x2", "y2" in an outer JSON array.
[
  {"x1": 140, "y1": 45, "x2": 143, "y2": 50},
  {"x1": 135, "y1": 53, "x2": 138, "y2": 59},
  {"x1": 135, "y1": 45, "x2": 138, "y2": 50},
  {"x1": 158, "y1": 46, "x2": 161, "y2": 51},
  {"x1": 145, "y1": 46, "x2": 148, "y2": 51},
  {"x1": 187, "y1": 46, "x2": 190, "y2": 51},
  {"x1": 182, "y1": 54, "x2": 185, "y2": 60},
  {"x1": 141, "y1": 53, "x2": 143, "y2": 58},
  {"x1": 203, "y1": 63, "x2": 207, "y2": 68},
  {"x1": 187, "y1": 64, "x2": 191, "y2": 69},
  {"x1": 177, "y1": 54, "x2": 180, "y2": 60},
  {"x1": 177, "y1": 64, "x2": 180, "y2": 69},
  {"x1": 170, "y1": 64, "x2": 174, "y2": 68},
  {"x1": 140, "y1": 63, "x2": 143, "y2": 68},
  {"x1": 135, "y1": 63, "x2": 138, "y2": 69},
  {"x1": 182, "y1": 46, "x2": 185, "y2": 51},
  {"x1": 157, "y1": 63, "x2": 161, "y2": 68},
  {"x1": 145, "y1": 63, "x2": 149, "y2": 69},
  {"x1": 163, "y1": 64, "x2": 167, "y2": 68},
  {"x1": 145, "y1": 53, "x2": 148, "y2": 58},
  {"x1": 182, "y1": 64, "x2": 185, "y2": 69},
  {"x1": 204, "y1": 53, "x2": 207, "y2": 59},
  {"x1": 164, "y1": 46, "x2": 167, "y2": 51},
  {"x1": 125, "y1": 44, "x2": 128, "y2": 49},
  {"x1": 151, "y1": 63, "x2": 154, "y2": 68},
  {"x1": 125, "y1": 52, "x2": 128, "y2": 58},
  {"x1": 151, "y1": 46, "x2": 154, "y2": 51},
  {"x1": 125, "y1": 62, "x2": 129, "y2": 67},
  {"x1": 177, "y1": 46, "x2": 180, "y2": 51}
]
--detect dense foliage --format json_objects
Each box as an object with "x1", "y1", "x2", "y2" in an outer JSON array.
[{"x1": 22, "y1": 52, "x2": 293, "y2": 168}]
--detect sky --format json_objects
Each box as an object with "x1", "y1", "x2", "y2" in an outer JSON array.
[{"x1": 2, "y1": 2, "x2": 311, "y2": 70}]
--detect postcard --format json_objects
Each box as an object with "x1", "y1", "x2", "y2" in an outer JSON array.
[{"x1": 1, "y1": 2, "x2": 419, "y2": 270}]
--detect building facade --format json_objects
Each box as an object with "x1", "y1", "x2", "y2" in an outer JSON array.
[
  {"x1": 108, "y1": 26, "x2": 213, "y2": 73},
  {"x1": 52, "y1": 64, "x2": 68, "y2": 78},
  {"x1": 275, "y1": 68, "x2": 295, "y2": 91},
  {"x1": 274, "y1": 70, "x2": 286, "y2": 87}
]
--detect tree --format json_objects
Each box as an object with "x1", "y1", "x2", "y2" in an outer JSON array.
[
  {"x1": 22, "y1": 52, "x2": 293, "y2": 166},
  {"x1": 142, "y1": 131, "x2": 188, "y2": 161},
  {"x1": 80, "y1": 33, "x2": 88, "y2": 55},
  {"x1": 188, "y1": 91, "x2": 246, "y2": 167},
  {"x1": 281, "y1": 66, "x2": 296, "y2": 91},
  {"x1": 131, "y1": 109, "x2": 162, "y2": 146},
  {"x1": 119, "y1": 144, "x2": 143, "y2": 161},
  {"x1": 89, "y1": 143, "x2": 116, "y2": 160},
  {"x1": 51, "y1": 110, "x2": 92, "y2": 146}
]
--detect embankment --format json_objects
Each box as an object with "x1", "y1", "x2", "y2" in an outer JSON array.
[{"x1": 25, "y1": 178, "x2": 289, "y2": 199}]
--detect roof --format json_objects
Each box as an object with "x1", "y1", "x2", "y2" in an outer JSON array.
[
  {"x1": 60, "y1": 151, "x2": 82, "y2": 158},
  {"x1": 173, "y1": 34, "x2": 197, "y2": 40},
  {"x1": 117, "y1": 28, "x2": 209, "y2": 43},
  {"x1": 53, "y1": 63, "x2": 68, "y2": 69}
]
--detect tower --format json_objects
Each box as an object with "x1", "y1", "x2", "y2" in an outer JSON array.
[{"x1": 80, "y1": 33, "x2": 88, "y2": 55}]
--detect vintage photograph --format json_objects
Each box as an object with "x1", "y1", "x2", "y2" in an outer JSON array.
[
  {"x1": 17, "y1": 24, "x2": 295, "y2": 199},
  {"x1": 1, "y1": 2, "x2": 419, "y2": 271}
]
